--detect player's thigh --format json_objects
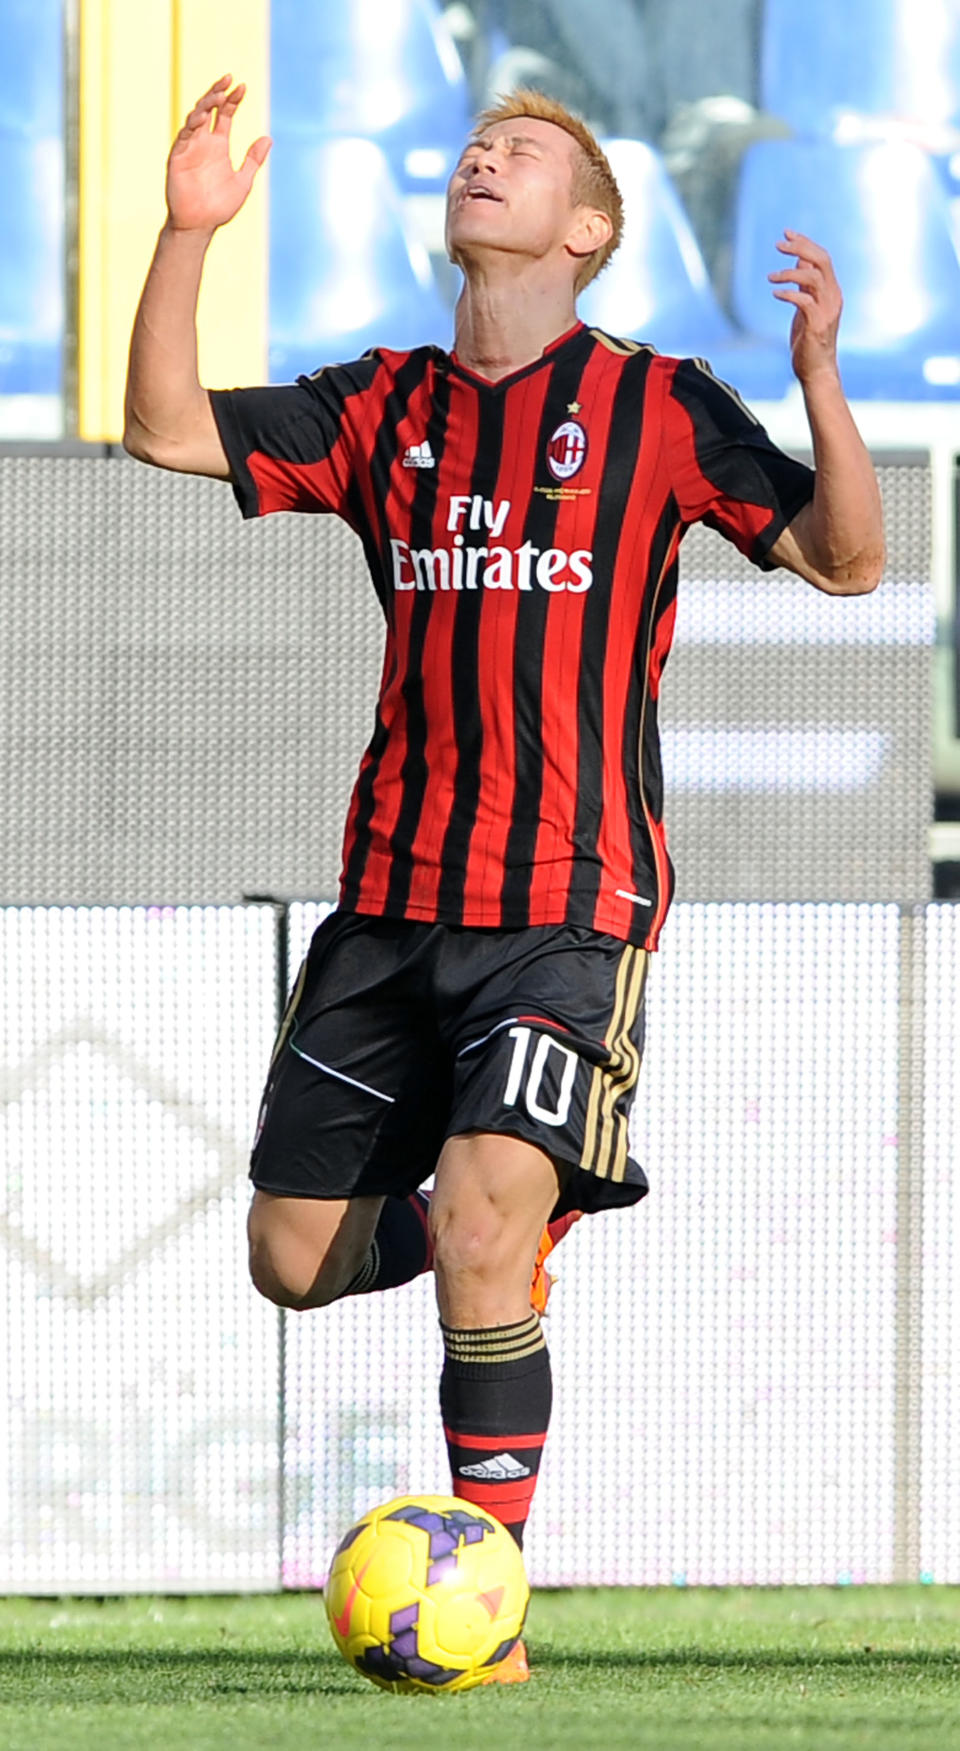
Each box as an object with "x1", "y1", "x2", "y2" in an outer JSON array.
[
  {"x1": 247, "y1": 1189, "x2": 384, "y2": 1309},
  {"x1": 252, "y1": 913, "x2": 451, "y2": 1203}
]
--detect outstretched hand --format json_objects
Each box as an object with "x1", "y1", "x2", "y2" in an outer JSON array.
[
  {"x1": 768, "y1": 232, "x2": 842, "y2": 386},
  {"x1": 166, "y1": 75, "x2": 271, "y2": 233}
]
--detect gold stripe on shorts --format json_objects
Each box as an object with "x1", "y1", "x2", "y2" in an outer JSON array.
[
  {"x1": 268, "y1": 957, "x2": 308, "y2": 1069},
  {"x1": 580, "y1": 944, "x2": 636, "y2": 1172},
  {"x1": 580, "y1": 946, "x2": 648, "y2": 1181}
]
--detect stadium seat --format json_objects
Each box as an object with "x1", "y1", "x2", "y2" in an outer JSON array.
[
  {"x1": 0, "y1": 0, "x2": 62, "y2": 136},
  {"x1": 731, "y1": 138, "x2": 960, "y2": 398},
  {"x1": 0, "y1": 133, "x2": 63, "y2": 396},
  {"x1": 269, "y1": 137, "x2": 452, "y2": 381},
  {"x1": 0, "y1": 0, "x2": 63, "y2": 395},
  {"x1": 270, "y1": 0, "x2": 472, "y2": 192},
  {"x1": 575, "y1": 139, "x2": 793, "y2": 397},
  {"x1": 578, "y1": 140, "x2": 737, "y2": 356},
  {"x1": 761, "y1": 0, "x2": 960, "y2": 137}
]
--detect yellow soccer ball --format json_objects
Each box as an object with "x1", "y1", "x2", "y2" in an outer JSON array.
[{"x1": 324, "y1": 1493, "x2": 530, "y2": 1692}]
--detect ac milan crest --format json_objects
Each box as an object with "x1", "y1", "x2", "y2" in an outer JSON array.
[{"x1": 546, "y1": 419, "x2": 588, "y2": 481}]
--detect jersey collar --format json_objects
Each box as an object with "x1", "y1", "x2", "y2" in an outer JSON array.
[{"x1": 445, "y1": 321, "x2": 587, "y2": 391}]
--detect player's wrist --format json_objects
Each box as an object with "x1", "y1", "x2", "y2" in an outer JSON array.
[
  {"x1": 795, "y1": 359, "x2": 844, "y2": 396},
  {"x1": 162, "y1": 213, "x2": 218, "y2": 245}
]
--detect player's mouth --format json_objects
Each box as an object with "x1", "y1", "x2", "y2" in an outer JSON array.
[{"x1": 462, "y1": 184, "x2": 503, "y2": 204}]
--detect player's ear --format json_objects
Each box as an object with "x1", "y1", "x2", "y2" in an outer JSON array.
[{"x1": 566, "y1": 206, "x2": 613, "y2": 264}]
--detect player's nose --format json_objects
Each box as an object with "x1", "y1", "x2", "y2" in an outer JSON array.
[{"x1": 470, "y1": 140, "x2": 504, "y2": 176}]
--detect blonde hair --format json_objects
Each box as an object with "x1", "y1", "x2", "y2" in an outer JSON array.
[{"x1": 471, "y1": 89, "x2": 623, "y2": 291}]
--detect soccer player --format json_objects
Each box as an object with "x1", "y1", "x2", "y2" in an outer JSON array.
[{"x1": 124, "y1": 78, "x2": 884, "y2": 1681}]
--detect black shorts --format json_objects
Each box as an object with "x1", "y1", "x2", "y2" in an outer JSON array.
[{"x1": 251, "y1": 911, "x2": 649, "y2": 1217}]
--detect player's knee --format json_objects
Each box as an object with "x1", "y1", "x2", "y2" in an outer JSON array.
[
  {"x1": 431, "y1": 1207, "x2": 511, "y2": 1288},
  {"x1": 247, "y1": 1232, "x2": 343, "y2": 1310}
]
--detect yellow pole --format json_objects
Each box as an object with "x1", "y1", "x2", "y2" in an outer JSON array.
[
  {"x1": 77, "y1": 0, "x2": 269, "y2": 443},
  {"x1": 77, "y1": 0, "x2": 174, "y2": 441},
  {"x1": 171, "y1": 0, "x2": 270, "y2": 395}
]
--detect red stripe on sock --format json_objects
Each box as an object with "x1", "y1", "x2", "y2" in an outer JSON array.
[
  {"x1": 442, "y1": 1426, "x2": 547, "y2": 1452},
  {"x1": 453, "y1": 1478, "x2": 539, "y2": 1514}
]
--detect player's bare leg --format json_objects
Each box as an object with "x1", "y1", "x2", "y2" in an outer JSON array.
[
  {"x1": 248, "y1": 1162, "x2": 572, "y2": 1321},
  {"x1": 248, "y1": 1184, "x2": 434, "y2": 1309},
  {"x1": 247, "y1": 1189, "x2": 383, "y2": 1309},
  {"x1": 431, "y1": 1132, "x2": 562, "y2": 1328}
]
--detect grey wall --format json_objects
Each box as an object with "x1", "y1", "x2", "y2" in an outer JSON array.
[{"x1": 0, "y1": 455, "x2": 931, "y2": 906}]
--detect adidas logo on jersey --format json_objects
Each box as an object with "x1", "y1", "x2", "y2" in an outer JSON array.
[
  {"x1": 458, "y1": 1453, "x2": 532, "y2": 1481},
  {"x1": 402, "y1": 440, "x2": 435, "y2": 469}
]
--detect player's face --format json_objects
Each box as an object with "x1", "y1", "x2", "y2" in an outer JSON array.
[{"x1": 445, "y1": 117, "x2": 586, "y2": 278}]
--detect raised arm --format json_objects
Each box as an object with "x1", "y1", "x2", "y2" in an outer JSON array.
[
  {"x1": 765, "y1": 232, "x2": 885, "y2": 595},
  {"x1": 123, "y1": 77, "x2": 272, "y2": 476}
]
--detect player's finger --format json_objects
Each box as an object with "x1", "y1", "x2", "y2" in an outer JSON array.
[
  {"x1": 188, "y1": 76, "x2": 232, "y2": 116},
  {"x1": 779, "y1": 228, "x2": 827, "y2": 253},
  {"x1": 212, "y1": 83, "x2": 246, "y2": 132},
  {"x1": 182, "y1": 81, "x2": 233, "y2": 132},
  {"x1": 768, "y1": 265, "x2": 821, "y2": 289},
  {"x1": 181, "y1": 103, "x2": 213, "y2": 132},
  {"x1": 243, "y1": 135, "x2": 273, "y2": 170},
  {"x1": 771, "y1": 289, "x2": 816, "y2": 310},
  {"x1": 777, "y1": 231, "x2": 832, "y2": 268}
]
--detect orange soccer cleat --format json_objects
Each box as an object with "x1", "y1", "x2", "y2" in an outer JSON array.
[
  {"x1": 481, "y1": 1637, "x2": 530, "y2": 1684},
  {"x1": 530, "y1": 1210, "x2": 582, "y2": 1314}
]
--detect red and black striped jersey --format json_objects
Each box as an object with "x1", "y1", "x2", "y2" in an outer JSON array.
[{"x1": 211, "y1": 322, "x2": 814, "y2": 948}]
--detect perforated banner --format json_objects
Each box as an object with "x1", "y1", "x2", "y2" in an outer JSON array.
[
  {"x1": 920, "y1": 904, "x2": 960, "y2": 1582},
  {"x1": 0, "y1": 906, "x2": 279, "y2": 1590},
  {"x1": 1, "y1": 900, "x2": 957, "y2": 1590}
]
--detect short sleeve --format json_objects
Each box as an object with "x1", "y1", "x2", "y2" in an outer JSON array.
[
  {"x1": 209, "y1": 353, "x2": 382, "y2": 523},
  {"x1": 667, "y1": 357, "x2": 815, "y2": 570}
]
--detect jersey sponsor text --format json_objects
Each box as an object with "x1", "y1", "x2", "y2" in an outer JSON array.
[
  {"x1": 390, "y1": 536, "x2": 593, "y2": 593},
  {"x1": 390, "y1": 493, "x2": 593, "y2": 593}
]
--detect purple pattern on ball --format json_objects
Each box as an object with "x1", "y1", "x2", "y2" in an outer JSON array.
[
  {"x1": 427, "y1": 1553, "x2": 458, "y2": 1587},
  {"x1": 406, "y1": 1654, "x2": 460, "y2": 1684},
  {"x1": 356, "y1": 1620, "x2": 462, "y2": 1688},
  {"x1": 384, "y1": 1504, "x2": 494, "y2": 1581}
]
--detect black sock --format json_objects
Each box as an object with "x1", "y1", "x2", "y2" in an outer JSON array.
[
  {"x1": 344, "y1": 1190, "x2": 432, "y2": 1295},
  {"x1": 439, "y1": 1315, "x2": 552, "y2": 1547}
]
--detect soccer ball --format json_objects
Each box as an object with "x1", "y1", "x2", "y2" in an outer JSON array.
[{"x1": 324, "y1": 1492, "x2": 530, "y2": 1692}]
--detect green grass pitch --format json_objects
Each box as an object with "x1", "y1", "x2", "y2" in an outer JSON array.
[{"x1": 1, "y1": 1587, "x2": 958, "y2": 1750}]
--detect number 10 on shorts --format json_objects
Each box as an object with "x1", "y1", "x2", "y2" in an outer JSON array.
[{"x1": 503, "y1": 1026, "x2": 578, "y2": 1127}]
